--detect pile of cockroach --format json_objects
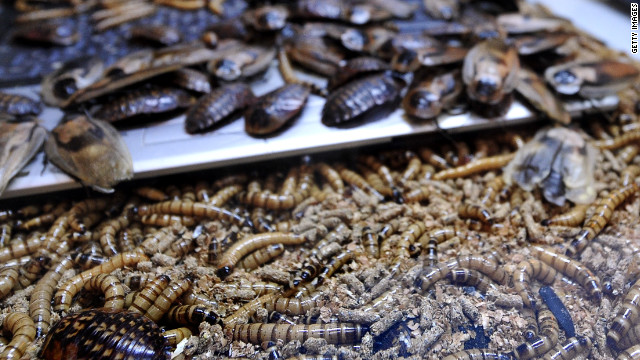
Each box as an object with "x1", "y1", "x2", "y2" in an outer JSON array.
[
  {"x1": 1, "y1": 81, "x2": 640, "y2": 360},
  {"x1": 3, "y1": 0, "x2": 640, "y2": 194}
]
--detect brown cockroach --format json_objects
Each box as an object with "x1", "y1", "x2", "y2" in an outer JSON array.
[
  {"x1": 532, "y1": 245, "x2": 602, "y2": 302},
  {"x1": 541, "y1": 204, "x2": 589, "y2": 227},
  {"x1": 237, "y1": 243, "x2": 285, "y2": 270},
  {"x1": 144, "y1": 277, "x2": 192, "y2": 322},
  {"x1": 608, "y1": 277, "x2": 640, "y2": 348},
  {"x1": 458, "y1": 203, "x2": 493, "y2": 225},
  {"x1": 593, "y1": 130, "x2": 640, "y2": 151},
  {"x1": 245, "y1": 83, "x2": 311, "y2": 137},
  {"x1": 0, "y1": 121, "x2": 48, "y2": 196},
  {"x1": 92, "y1": 2, "x2": 157, "y2": 32},
  {"x1": 415, "y1": 254, "x2": 508, "y2": 292},
  {"x1": 243, "y1": 5, "x2": 289, "y2": 31},
  {"x1": 403, "y1": 68, "x2": 463, "y2": 120},
  {"x1": 185, "y1": 83, "x2": 255, "y2": 134},
  {"x1": 167, "y1": 68, "x2": 212, "y2": 94},
  {"x1": 545, "y1": 60, "x2": 639, "y2": 98},
  {"x1": 29, "y1": 256, "x2": 74, "y2": 337},
  {"x1": 539, "y1": 336, "x2": 592, "y2": 360},
  {"x1": 229, "y1": 322, "x2": 367, "y2": 345},
  {"x1": 445, "y1": 268, "x2": 499, "y2": 293},
  {"x1": 433, "y1": 153, "x2": 515, "y2": 180},
  {"x1": 128, "y1": 275, "x2": 171, "y2": 315},
  {"x1": 328, "y1": 57, "x2": 390, "y2": 91},
  {"x1": 515, "y1": 67, "x2": 571, "y2": 125},
  {"x1": 93, "y1": 86, "x2": 194, "y2": 123},
  {"x1": 442, "y1": 349, "x2": 513, "y2": 360},
  {"x1": 286, "y1": 33, "x2": 344, "y2": 77},
  {"x1": 322, "y1": 72, "x2": 404, "y2": 127},
  {"x1": 209, "y1": 45, "x2": 276, "y2": 82},
  {"x1": 340, "y1": 26, "x2": 397, "y2": 55},
  {"x1": 83, "y1": 273, "x2": 125, "y2": 310},
  {"x1": 135, "y1": 200, "x2": 250, "y2": 228},
  {"x1": 513, "y1": 259, "x2": 558, "y2": 309},
  {"x1": 0, "y1": 312, "x2": 36, "y2": 360},
  {"x1": 566, "y1": 183, "x2": 639, "y2": 256},
  {"x1": 0, "y1": 92, "x2": 42, "y2": 116},
  {"x1": 129, "y1": 24, "x2": 182, "y2": 47},
  {"x1": 422, "y1": 0, "x2": 459, "y2": 20},
  {"x1": 217, "y1": 232, "x2": 306, "y2": 277}
]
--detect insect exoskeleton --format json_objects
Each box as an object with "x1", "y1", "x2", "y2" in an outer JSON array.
[
  {"x1": 544, "y1": 60, "x2": 640, "y2": 98},
  {"x1": 185, "y1": 83, "x2": 255, "y2": 134},
  {"x1": 244, "y1": 83, "x2": 311, "y2": 137}
]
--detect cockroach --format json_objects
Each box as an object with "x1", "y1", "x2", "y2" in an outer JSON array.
[
  {"x1": 237, "y1": 243, "x2": 285, "y2": 270},
  {"x1": 566, "y1": 183, "x2": 639, "y2": 256},
  {"x1": 129, "y1": 24, "x2": 182, "y2": 46},
  {"x1": 458, "y1": 203, "x2": 493, "y2": 225},
  {"x1": 462, "y1": 38, "x2": 520, "y2": 105},
  {"x1": 92, "y1": 2, "x2": 157, "y2": 32},
  {"x1": 423, "y1": 0, "x2": 459, "y2": 20},
  {"x1": 166, "y1": 68, "x2": 212, "y2": 94},
  {"x1": 13, "y1": 19, "x2": 79, "y2": 46},
  {"x1": 83, "y1": 273, "x2": 125, "y2": 310},
  {"x1": 245, "y1": 84, "x2": 310, "y2": 137},
  {"x1": 532, "y1": 246, "x2": 602, "y2": 302},
  {"x1": 29, "y1": 256, "x2": 74, "y2": 337},
  {"x1": 593, "y1": 130, "x2": 640, "y2": 151},
  {"x1": 541, "y1": 204, "x2": 589, "y2": 227},
  {"x1": 135, "y1": 200, "x2": 250, "y2": 228},
  {"x1": 0, "y1": 312, "x2": 36, "y2": 360},
  {"x1": 0, "y1": 121, "x2": 48, "y2": 196},
  {"x1": 40, "y1": 308, "x2": 172, "y2": 360},
  {"x1": 208, "y1": 45, "x2": 276, "y2": 82},
  {"x1": 322, "y1": 72, "x2": 404, "y2": 127},
  {"x1": 539, "y1": 286, "x2": 574, "y2": 338},
  {"x1": 217, "y1": 232, "x2": 306, "y2": 277},
  {"x1": 544, "y1": 60, "x2": 639, "y2": 98},
  {"x1": 243, "y1": 5, "x2": 289, "y2": 31},
  {"x1": 185, "y1": 83, "x2": 255, "y2": 134},
  {"x1": 515, "y1": 67, "x2": 571, "y2": 125},
  {"x1": 415, "y1": 254, "x2": 507, "y2": 292},
  {"x1": 143, "y1": 278, "x2": 192, "y2": 322},
  {"x1": 328, "y1": 57, "x2": 390, "y2": 91},
  {"x1": 445, "y1": 268, "x2": 499, "y2": 293},
  {"x1": 45, "y1": 114, "x2": 133, "y2": 193},
  {"x1": 513, "y1": 32, "x2": 574, "y2": 56},
  {"x1": 93, "y1": 86, "x2": 193, "y2": 123},
  {"x1": 0, "y1": 92, "x2": 42, "y2": 116},
  {"x1": 540, "y1": 336, "x2": 592, "y2": 360},
  {"x1": 608, "y1": 277, "x2": 640, "y2": 348},
  {"x1": 40, "y1": 57, "x2": 104, "y2": 107},
  {"x1": 402, "y1": 68, "x2": 463, "y2": 120},
  {"x1": 285, "y1": 34, "x2": 344, "y2": 77},
  {"x1": 433, "y1": 153, "x2": 514, "y2": 180},
  {"x1": 128, "y1": 275, "x2": 171, "y2": 315},
  {"x1": 229, "y1": 322, "x2": 367, "y2": 345},
  {"x1": 442, "y1": 349, "x2": 513, "y2": 360}
]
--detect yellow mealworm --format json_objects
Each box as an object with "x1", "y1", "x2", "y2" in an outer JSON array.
[
  {"x1": 264, "y1": 291, "x2": 324, "y2": 316},
  {"x1": 357, "y1": 165, "x2": 394, "y2": 198},
  {"x1": 207, "y1": 231, "x2": 237, "y2": 264},
  {"x1": 419, "y1": 148, "x2": 451, "y2": 170},
  {"x1": 537, "y1": 302, "x2": 560, "y2": 344},
  {"x1": 458, "y1": 203, "x2": 493, "y2": 224},
  {"x1": 284, "y1": 356, "x2": 338, "y2": 360},
  {"x1": 394, "y1": 221, "x2": 428, "y2": 260},
  {"x1": 608, "y1": 277, "x2": 640, "y2": 348},
  {"x1": 540, "y1": 336, "x2": 592, "y2": 360},
  {"x1": 71, "y1": 251, "x2": 107, "y2": 270},
  {"x1": 566, "y1": 183, "x2": 639, "y2": 256},
  {"x1": 514, "y1": 301, "x2": 559, "y2": 360},
  {"x1": 480, "y1": 176, "x2": 505, "y2": 207},
  {"x1": 420, "y1": 164, "x2": 436, "y2": 180},
  {"x1": 128, "y1": 274, "x2": 171, "y2": 315},
  {"x1": 140, "y1": 226, "x2": 182, "y2": 255},
  {"x1": 164, "y1": 231, "x2": 196, "y2": 258},
  {"x1": 15, "y1": 255, "x2": 50, "y2": 289},
  {"x1": 280, "y1": 168, "x2": 298, "y2": 196},
  {"x1": 399, "y1": 152, "x2": 422, "y2": 185},
  {"x1": 251, "y1": 207, "x2": 275, "y2": 233},
  {"x1": 622, "y1": 164, "x2": 640, "y2": 186},
  {"x1": 541, "y1": 204, "x2": 589, "y2": 227},
  {"x1": 415, "y1": 254, "x2": 508, "y2": 292},
  {"x1": 0, "y1": 234, "x2": 43, "y2": 263},
  {"x1": 532, "y1": 245, "x2": 602, "y2": 302},
  {"x1": 29, "y1": 256, "x2": 74, "y2": 337},
  {"x1": 592, "y1": 130, "x2": 640, "y2": 150},
  {"x1": 237, "y1": 243, "x2": 285, "y2": 270},
  {"x1": 99, "y1": 215, "x2": 130, "y2": 256},
  {"x1": 163, "y1": 327, "x2": 193, "y2": 347},
  {"x1": 210, "y1": 184, "x2": 243, "y2": 207},
  {"x1": 68, "y1": 197, "x2": 114, "y2": 232},
  {"x1": 432, "y1": 153, "x2": 515, "y2": 180},
  {"x1": 359, "y1": 155, "x2": 394, "y2": 188},
  {"x1": 134, "y1": 186, "x2": 168, "y2": 201},
  {"x1": 312, "y1": 250, "x2": 354, "y2": 288},
  {"x1": 118, "y1": 223, "x2": 143, "y2": 252},
  {"x1": 183, "y1": 289, "x2": 221, "y2": 309},
  {"x1": 239, "y1": 189, "x2": 310, "y2": 211},
  {"x1": 195, "y1": 180, "x2": 212, "y2": 202},
  {"x1": 0, "y1": 313, "x2": 36, "y2": 360},
  {"x1": 513, "y1": 259, "x2": 558, "y2": 309},
  {"x1": 362, "y1": 226, "x2": 380, "y2": 259},
  {"x1": 442, "y1": 349, "x2": 513, "y2": 360},
  {"x1": 181, "y1": 184, "x2": 197, "y2": 202},
  {"x1": 135, "y1": 200, "x2": 250, "y2": 228},
  {"x1": 0, "y1": 267, "x2": 19, "y2": 300},
  {"x1": 618, "y1": 145, "x2": 639, "y2": 164},
  {"x1": 223, "y1": 292, "x2": 280, "y2": 326},
  {"x1": 403, "y1": 186, "x2": 430, "y2": 203},
  {"x1": 618, "y1": 322, "x2": 640, "y2": 351},
  {"x1": 18, "y1": 202, "x2": 68, "y2": 231},
  {"x1": 212, "y1": 174, "x2": 248, "y2": 190},
  {"x1": 166, "y1": 304, "x2": 218, "y2": 326},
  {"x1": 315, "y1": 163, "x2": 344, "y2": 194},
  {"x1": 229, "y1": 322, "x2": 367, "y2": 345},
  {"x1": 144, "y1": 277, "x2": 192, "y2": 322},
  {"x1": 309, "y1": 223, "x2": 350, "y2": 259},
  {"x1": 617, "y1": 344, "x2": 640, "y2": 360},
  {"x1": 0, "y1": 223, "x2": 11, "y2": 248},
  {"x1": 336, "y1": 165, "x2": 385, "y2": 201},
  {"x1": 217, "y1": 232, "x2": 306, "y2": 277},
  {"x1": 446, "y1": 268, "x2": 499, "y2": 293},
  {"x1": 83, "y1": 273, "x2": 125, "y2": 309}
]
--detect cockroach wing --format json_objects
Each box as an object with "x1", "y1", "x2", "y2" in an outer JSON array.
[
  {"x1": 503, "y1": 127, "x2": 561, "y2": 191},
  {"x1": 0, "y1": 121, "x2": 47, "y2": 195},
  {"x1": 45, "y1": 115, "x2": 133, "y2": 193}
]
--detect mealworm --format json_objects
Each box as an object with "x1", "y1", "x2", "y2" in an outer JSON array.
[
  {"x1": 164, "y1": 327, "x2": 192, "y2": 348},
  {"x1": 618, "y1": 322, "x2": 640, "y2": 351},
  {"x1": 128, "y1": 274, "x2": 171, "y2": 315},
  {"x1": 207, "y1": 231, "x2": 237, "y2": 264},
  {"x1": 419, "y1": 148, "x2": 451, "y2": 170},
  {"x1": 18, "y1": 202, "x2": 68, "y2": 231},
  {"x1": 403, "y1": 186, "x2": 430, "y2": 203},
  {"x1": 217, "y1": 232, "x2": 306, "y2": 278},
  {"x1": 264, "y1": 291, "x2": 324, "y2": 316},
  {"x1": 458, "y1": 203, "x2": 493, "y2": 224},
  {"x1": 71, "y1": 251, "x2": 107, "y2": 270},
  {"x1": 210, "y1": 184, "x2": 244, "y2": 207},
  {"x1": 224, "y1": 292, "x2": 280, "y2": 326},
  {"x1": 240, "y1": 189, "x2": 310, "y2": 211},
  {"x1": 616, "y1": 344, "x2": 640, "y2": 360},
  {"x1": 539, "y1": 286, "x2": 574, "y2": 338},
  {"x1": 513, "y1": 259, "x2": 558, "y2": 309},
  {"x1": 393, "y1": 221, "x2": 428, "y2": 260},
  {"x1": 29, "y1": 256, "x2": 74, "y2": 337},
  {"x1": 357, "y1": 165, "x2": 394, "y2": 198},
  {"x1": 359, "y1": 155, "x2": 394, "y2": 188},
  {"x1": 140, "y1": 214, "x2": 196, "y2": 227},
  {"x1": 621, "y1": 165, "x2": 640, "y2": 186},
  {"x1": 608, "y1": 277, "x2": 640, "y2": 348},
  {"x1": 164, "y1": 231, "x2": 196, "y2": 258},
  {"x1": 538, "y1": 301, "x2": 560, "y2": 344},
  {"x1": 140, "y1": 226, "x2": 182, "y2": 255},
  {"x1": 480, "y1": 176, "x2": 505, "y2": 207},
  {"x1": 0, "y1": 267, "x2": 19, "y2": 300},
  {"x1": 520, "y1": 307, "x2": 538, "y2": 341},
  {"x1": 618, "y1": 145, "x2": 639, "y2": 164},
  {"x1": 98, "y1": 215, "x2": 130, "y2": 256},
  {"x1": 0, "y1": 223, "x2": 11, "y2": 248},
  {"x1": 229, "y1": 322, "x2": 367, "y2": 345},
  {"x1": 445, "y1": 268, "x2": 499, "y2": 293},
  {"x1": 541, "y1": 204, "x2": 589, "y2": 227},
  {"x1": 310, "y1": 223, "x2": 351, "y2": 259},
  {"x1": 592, "y1": 130, "x2": 640, "y2": 150},
  {"x1": 315, "y1": 163, "x2": 344, "y2": 195},
  {"x1": 237, "y1": 243, "x2": 285, "y2": 270},
  {"x1": 0, "y1": 256, "x2": 31, "y2": 271},
  {"x1": 135, "y1": 200, "x2": 250, "y2": 228},
  {"x1": 312, "y1": 250, "x2": 354, "y2": 289},
  {"x1": 566, "y1": 183, "x2": 639, "y2": 256},
  {"x1": 540, "y1": 336, "x2": 592, "y2": 360},
  {"x1": 68, "y1": 197, "x2": 115, "y2": 232},
  {"x1": 400, "y1": 152, "x2": 422, "y2": 185},
  {"x1": 362, "y1": 226, "x2": 380, "y2": 259},
  {"x1": 515, "y1": 335, "x2": 557, "y2": 360},
  {"x1": 0, "y1": 313, "x2": 36, "y2": 360},
  {"x1": 183, "y1": 289, "x2": 221, "y2": 309},
  {"x1": 432, "y1": 153, "x2": 515, "y2": 180},
  {"x1": 533, "y1": 245, "x2": 602, "y2": 302},
  {"x1": 83, "y1": 273, "x2": 125, "y2": 309},
  {"x1": 336, "y1": 165, "x2": 385, "y2": 201},
  {"x1": 166, "y1": 304, "x2": 218, "y2": 326},
  {"x1": 144, "y1": 277, "x2": 192, "y2": 322},
  {"x1": 251, "y1": 207, "x2": 274, "y2": 232},
  {"x1": 285, "y1": 356, "x2": 338, "y2": 360},
  {"x1": 119, "y1": 223, "x2": 143, "y2": 252},
  {"x1": 442, "y1": 349, "x2": 513, "y2": 360},
  {"x1": 134, "y1": 186, "x2": 168, "y2": 201},
  {"x1": 181, "y1": 184, "x2": 197, "y2": 202},
  {"x1": 15, "y1": 255, "x2": 50, "y2": 289},
  {"x1": 0, "y1": 233, "x2": 43, "y2": 263},
  {"x1": 415, "y1": 254, "x2": 508, "y2": 292}
]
